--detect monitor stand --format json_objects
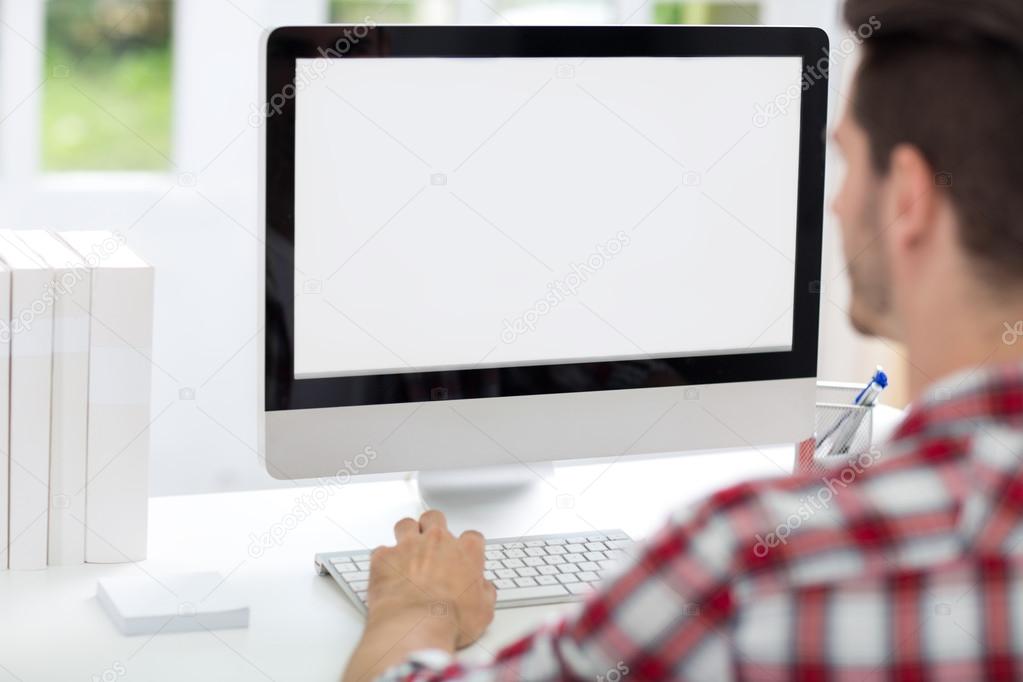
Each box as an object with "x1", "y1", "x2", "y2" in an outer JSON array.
[{"x1": 415, "y1": 463, "x2": 557, "y2": 537}]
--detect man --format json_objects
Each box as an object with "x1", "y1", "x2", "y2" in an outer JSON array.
[{"x1": 344, "y1": 0, "x2": 1023, "y2": 678}]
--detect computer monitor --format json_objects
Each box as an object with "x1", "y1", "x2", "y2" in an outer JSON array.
[{"x1": 260, "y1": 26, "x2": 828, "y2": 491}]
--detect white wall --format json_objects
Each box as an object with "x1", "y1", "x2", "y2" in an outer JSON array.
[{"x1": 0, "y1": 0, "x2": 875, "y2": 496}]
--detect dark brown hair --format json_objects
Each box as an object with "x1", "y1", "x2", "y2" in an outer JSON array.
[{"x1": 844, "y1": 0, "x2": 1023, "y2": 285}]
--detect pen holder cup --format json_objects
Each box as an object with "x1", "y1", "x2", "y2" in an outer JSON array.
[{"x1": 795, "y1": 382, "x2": 877, "y2": 476}]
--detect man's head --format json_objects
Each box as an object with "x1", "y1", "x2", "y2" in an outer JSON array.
[{"x1": 833, "y1": 0, "x2": 1023, "y2": 339}]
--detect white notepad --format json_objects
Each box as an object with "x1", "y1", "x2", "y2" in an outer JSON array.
[{"x1": 96, "y1": 572, "x2": 250, "y2": 636}]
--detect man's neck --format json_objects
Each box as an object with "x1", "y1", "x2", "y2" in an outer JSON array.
[{"x1": 903, "y1": 297, "x2": 1023, "y2": 402}]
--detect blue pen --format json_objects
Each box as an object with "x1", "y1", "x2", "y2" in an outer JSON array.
[
  {"x1": 852, "y1": 366, "x2": 889, "y2": 407},
  {"x1": 816, "y1": 367, "x2": 889, "y2": 456}
]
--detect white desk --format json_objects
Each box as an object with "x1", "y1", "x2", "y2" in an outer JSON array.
[{"x1": 0, "y1": 412, "x2": 901, "y2": 682}]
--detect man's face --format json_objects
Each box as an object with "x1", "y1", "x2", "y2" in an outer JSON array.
[{"x1": 831, "y1": 111, "x2": 895, "y2": 339}]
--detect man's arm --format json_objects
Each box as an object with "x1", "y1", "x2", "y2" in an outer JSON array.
[{"x1": 343, "y1": 491, "x2": 748, "y2": 682}]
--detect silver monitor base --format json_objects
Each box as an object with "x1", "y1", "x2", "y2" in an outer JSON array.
[{"x1": 415, "y1": 463, "x2": 557, "y2": 536}]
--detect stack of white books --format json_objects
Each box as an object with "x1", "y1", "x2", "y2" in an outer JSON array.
[{"x1": 0, "y1": 230, "x2": 154, "y2": 570}]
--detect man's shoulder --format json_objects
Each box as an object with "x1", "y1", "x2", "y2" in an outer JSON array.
[
  {"x1": 697, "y1": 447, "x2": 893, "y2": 519},
  {"x1": 664, "y1": 446, "x2": 967, "y2": 585}
]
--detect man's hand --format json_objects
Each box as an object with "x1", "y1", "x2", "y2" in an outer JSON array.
[
  {"x1": 342, "y1": 510, "x2": 496, "y2": 682},
  {"x1": 369, "y1": 510, "x2": 496, "y2": 647}
]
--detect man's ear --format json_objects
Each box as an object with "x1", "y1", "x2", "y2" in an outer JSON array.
[{"x1": 884, "y1": 144, "x2": 939, "y2": 255}]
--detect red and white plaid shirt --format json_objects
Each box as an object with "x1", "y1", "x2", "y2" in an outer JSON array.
[{"x1": 379, "y1": 362, "x2": 1023, "y2": 681}]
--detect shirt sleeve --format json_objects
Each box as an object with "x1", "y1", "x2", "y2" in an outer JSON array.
[{"x1": 373, "y1": 485, "x2": 753, "y2": 682}]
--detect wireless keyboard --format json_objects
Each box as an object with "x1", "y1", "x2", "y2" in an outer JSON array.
[{"x1": 315, "y1": 529, "x2": 635, "y2": 613}]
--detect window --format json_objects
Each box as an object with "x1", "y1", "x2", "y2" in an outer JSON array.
[
  {"x1": 330, "y1": 0, "x2": 760, "y2": 26},
  {"x1": 486, "y1": 0, "x2": 616, "y2": 24},
  {"x1": 653, "y1": 2, "x2": 760, "y2": 25},
  {"x1": 330, "y1": 0, "x2": 419, "y2": 23},
  {"x1": 42, "y1": 0, "x2": 173, "y2": 171}
]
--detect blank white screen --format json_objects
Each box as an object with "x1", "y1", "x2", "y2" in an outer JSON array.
[{"x1": 293, "y1": 56, "x2": 803, "y2": 378}]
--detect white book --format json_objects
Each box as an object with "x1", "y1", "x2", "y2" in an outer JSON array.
[
  {"x1": 0, "y1": 230, "x2": 53, "y2": 570},
  {"x1": 97, "y1": 572, "x2": 250, "y2": 636},
  {"x1": 17, "y1": 231, "x2": 90, "y2": 566},
  {"x1": 58, "y1": 231, "x2": 153, "y2": 563},
  {"x1": 0, "y1": 263, "x2": 10, "y2": 570}
]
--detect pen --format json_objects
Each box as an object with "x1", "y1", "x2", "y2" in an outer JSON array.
[
  {"x1": 816, "y1": 366, "x2": 888, "y2": 456},
  {"x1": 852, "y1": 366, "x2": 889, "y2": 408}
]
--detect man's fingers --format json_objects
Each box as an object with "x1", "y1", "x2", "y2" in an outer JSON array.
[
  {"x1": 458, "y1": 530, "x2": 486, "y2": 568},
  {"x1": 458, "y1": 530, "x2": 485, "y2": 553},
  {"x1": 393, "y1": 517, "x2": 420, "y2": 543},
  {"x1": 369, "y1": 545, "x2": 396, "y2": 576},
  {"x1": 419, "y1": 509, "x2": 448, "y2": 534},
  {"x1": 484, "y1": 577, "x2": 497, "y2": 598}
]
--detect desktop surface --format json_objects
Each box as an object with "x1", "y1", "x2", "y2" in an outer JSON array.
[{"x1": 0, "y1": 445, "x2": 800, "y2": 681}]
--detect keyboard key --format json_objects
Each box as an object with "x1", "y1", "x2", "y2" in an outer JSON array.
[
  {"x1": 556, "y1": 573, "x2": 579, "y2": 584},
  {"x1": 494, "y1": 578, "x2": 515, "y2": 589},
  {"x1": 587, "y1": 534, "x2": 608, "y2": 542},
  {"x1": 356, "y1": 560, "x2": 371, "y2": 571},
  {"x1": 606, "y1": 540, "x2": 632, "y2": 550},
  {"x1": 565, "y1": 543, "x2": 586, "y2": 553},
  {"x1": 585, "y1": 552, "x2": 606, "y2": 562},
  {"x1": 496, "y1": 584, "x2": 569, "y2": 602},
  {"x1": 485, "y1": 560, "x2": 502, "y2": 570},
  {"x1": 496, "y1": 568, "x2": 517, "y2": 579},
  {"x1": 485, "y1": 550, "x2": 503, "y2": 560},
  {"x1": 484, "y1": 570, "x2": 496, "y2": 580},
  {"x1": 545, "y1": 538, "x2": 567, "y2": 545},
  {"x1": 341, "y1": 570, "x2": 369, "y2": 581},
  {"x1": 544, "y1": 555, "x2": 565, "y2": 565},
  {"x1": 502, "y1": 558, "x2": 525, "y2": 569},
  {"x1": 334, "y1": 565, "x2": 358, "y2": 575},
  {"x1": 538, "y1": 565, "x2": 559, "y2": 575},
  {"x1": 505, "y1": 549, "x2": 526, "y2": 559},
  {"x1": 577, "y1": 571, "x2": 599, "y2": 582},
  {"x1": 607, "y1": 531, "x2": 630, "y2": 540},
  {"x1": 514, "y1": 577, "x2": 538, "y2": 587},
  {"x1": 516, "y1": 567, "x2": 539, "y2": 577},
  {"x1": 579, "y1": 562, "x2": 600, "y2": 573},
  {"x1": 566, "y1": 582, "x2": 593, "y2": 595},
  {"x1": 547, "y1": 546, "x2": 566, "y2": 555},
  {"x1": 558, "y1": 563, "x2": 579, "y2": 573},
  {"x1": 525, "y1": 548, "x2": 546, "y2": 557},
  {"x1": 525, "y1": 540, "x2": 546, "y2": 547},
  {"x1": 536, "y1": 574, "x2": 559, "y2": 585},
  {"x1": 523, "y1": 556, "x2": 544, "y2": 567},
  {"x1": 585, "y1": 542, "x2": 607, "y2": 552},
  {"x1": 504, "y1": 542, "x2": 525, "y2": 549},
  {"x1": 350, "y1": 580, "x2": 369, "y2": 591},
  {"x1": 564, "y1": 553, "x2": 585, "y2": 564}
]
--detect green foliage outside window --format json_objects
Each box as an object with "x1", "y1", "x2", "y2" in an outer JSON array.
[
  {"x1": 653, "y1": 2, "x2": 759, "y2": 25},
  {"x1": 43, "y1": 0, "x2": 173, "y2": 171},
  {"x1": 330, "y1": 0, "x2": 417, "y2": 23}
]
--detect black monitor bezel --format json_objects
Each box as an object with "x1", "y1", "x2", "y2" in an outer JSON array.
[{"x1": 265, "y1": 25, "x2": 828, "y2": 411}]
